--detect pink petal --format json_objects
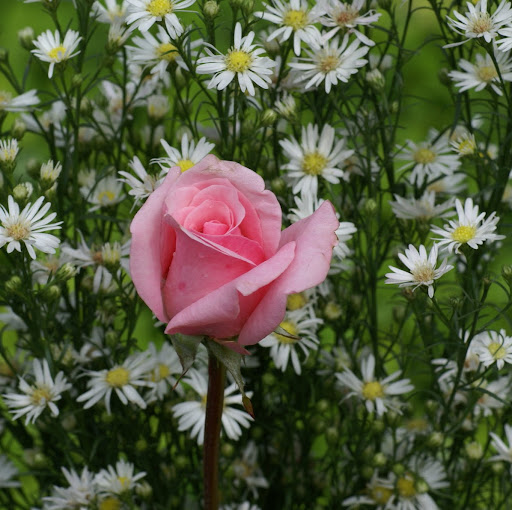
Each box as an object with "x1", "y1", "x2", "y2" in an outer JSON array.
[{"x1": 130, "y1": 168, "x2": 181, "y2": 322}]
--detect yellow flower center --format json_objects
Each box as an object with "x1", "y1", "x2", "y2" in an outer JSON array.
[
  {"x1": 412, "y1": 263, "x2": 435, "y2": 284},
  {"x1": 225, "y1": 50, "x2": 252, "y2": 73},
  {"x1": 283, "y1": 9, "x2": 309, "y2": 30},
  {"x1": 335, "y1": 9, "x2": 359, "y2": 27},
  {"x1": 396, "y1": 476, "x2": 416, "y2": 498},
  {"x1": 152, "y1": 363, "x2": 170, "y2": 382},
  {"x1": 451, "y1": 225, "x2": 476, "y2": 243},
  {"x1": 99, "y1": 497, "x2": 121, "y2": 510},
  {"x1": 105, "y1": 367, "x2": 130, "y2": 388},
  {"x1": 488, "y1": 341, "x2": 506, "y2": 360},
  {"x1": 6, "y1": 223, "x2": 30, "y2": 241},
  {"x1": 48, "y1": 45, "x2": 67, "y2": 61},
  {"x1": 302, "y1": 151, "x2": 327, "y2": 175},
  {"x1": 157, "y1": 42, "x2": 178, "y2": 62},
  {"x1": 456, "y1": 139, "x2": 476, "y2": 155},
  {"x1": 117, "y1": 476, "x2": 130, "y2": 490},
  {"x1": 413, "y1": 147, "x2": 436, "y2": 164},
  {"x1": 147, "y1": 0, "x2": 172, "y2": 16},
  {"x1": 319, "y1": 54, "x2": 340, "y2": 73},
  {"x1": 361, "y1": 381, "x2": 384, "y2": 401},
  {"x1": 97, "y1": 190, "x2": 116, "y2": 204},
  {"x1": 275, "y1": 320, "x2": 299, "y2": 344},
  {"x1": 0, "y1": 147, "x2": 17, "y2": 161},
  {"x1": 370, "y1": 485, "x2": 393, "y2": 504},
  {"x1": 31, "y1": 385, "x2": 52, "y2": 405},
  {"x1": 287, "y1": 293, "x2": 307, "y2": 310},
  {"x1": 177, "y1": 159, "x2": 195, "y2": 172},
  {"x1": 470, "y1": 13, "x2": 492, "y2": 34},
  {"x1": 477, "y1": 64, "x2": 497, "y2": 82}
]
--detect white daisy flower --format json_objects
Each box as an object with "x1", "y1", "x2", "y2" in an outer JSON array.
[
  {"x1": 118, "y1": 156, "x2": 164, "y2": 204},
  {"x1": 259, "y1": 307, "x2": 322, "y2": 375},
  {"x1": 280, "y1": 123, "x2": 353, "y2": 196},
  {"x1": 288, "y1": 34, "x2": 369, "y2": 93},
  {"x1": 255, "y1": 0, "x2": 323, "y2": 56},
  {"x1": 95, "y1": 459, "x2": 146, "y2": 495},
  {"x1": 32, "y1": 29, "x2": 82, "y2": 78},
  {"x1": 473, "y1": 329, "x2": 512, "y2": 369},
  {"x1": 385, "y1": 244, "x2": 453, "y2": 298},
  {"x1": 125, "y1": 0, "x2": 196, "y2": 37},
  {"x1": 76, "y1": 352, "x2": 153, "y2": 413},
  {"x1": 490, "y1": 424, "x2": 512, "y2": 463},
  {"x1": 232, "y1": 441, "x2": 269, "y2": 498},
  {"x1": 3, "y1": 358, "x2": 71, "y2": 425},
  {"x1": 390, "y1": 191, "x2": 455, "y2": 220},
  {"x1": 0, "y1": 139, "x2": 19, "y2": 167},
  {"x1": 431, "y1": 197, "x2": 505, "y2": 253},
  {"x1": 396, "y1": 130, "x2": 461, "y2": 184},
  {"x1": 152, "y1": 133, "x2": 215, "y2": 172},
  {"x1": 0, "y1": 456, "x2": 20, "y2": 489},
  {"x1": 196, "y1": 23, "x2": 276, "y2": 96},
  {"x1": 318, "y1": 0, "x2": 381, "y2": 46},
  {"x1": 0, "y1": 196, "x2": 62, "y2": 259},
  {"x1": 336, "y1": 353, "x2": 414, "y2": 416},
  {"x1": 450, "y1": 131, "x2": 477, "y2": 156},
  {"x1": 342, "y1": 472, "x2": 394, "y2": 507},
  {"x1": 127, "y1": 25, "x2": 192, "y2": 81},
  {"x1": 172, "y1": 369, "x2": 253, "y2": 445},
  {"x1": 445, "y1": 0, "x2": 512, "y2": 47},
  {"x1": 144, "y1": 342, "x2": 183, "y2": 402},
  {"x1": 86, "y1": 175, "x2": 124, "y2": 211},
  {"x1": 0, "y1": 89, "x2": 39, "y2": 112},
  {"x1": 42, "y1": 466, "x2": 97, "y2": 509},
  {"x1": 93, "y1": 0, "x2": 129, "y2": 23},
  {"x1": 449, "y1": 50, "x2": 512, "y2": 96},
  {"x1": 40, "y1": 160, "x2": 62, "y2": 186}
]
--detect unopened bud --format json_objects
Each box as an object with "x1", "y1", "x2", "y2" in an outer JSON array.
[
  {"x1": 0, "y1": 48, "x2": 8, "y2": 63},
  {"x1": 324, "y1": 301, "x2": 342, "y2": 319},
  {"x1": 366, "y1": 68, "x2": 385, "y2": 91},
  {"x1": 364, "y1": 198, "x2": 378, "y2": 215},
  {"x1": 271, "y1": 177, "x2": 286, "y2": 194},
  {"x1": 5, "y1": 275, "x2": 23, "y2": 295},
  {"x1": 203, "y1": 0, "x2": 220, "y2": 17},
  {"x1": 40, "y1": 160, "x2": 62, "y2": 190},
  {"x1": 18, "y1": 27, "x2": 35, "y2": 50},
  {"x1": 427, "y1": 431, "x2": 444, "y2": 448},
  {"x1": 221, "y1": 443, "x2": 235, "y2": 457},
  {"x1": 55, "y1": 263, "x2": 77, "y2": 282},
  {"x1": 438, "y1": 67, "x2": 451, "y2": 87},
  {"x1": 372, "y1": 452, "x2": 387, "y2": 467},
  {"x1": 12, "y1": 182, "x2": 33, "y2": 205},
  {"x1": 502, "y1": 265, "x2": 512, "y2": 286},
  {"x1": 465, "y1": 441, "x2": 483, "y2": 460},
  {"x1": 41, "y1": 284, "x2": 61, "y2": 301},
  {"x1": 136, "y1": 481, "x2": 153, "y2": 499},
  {"x1": 261, "y1": 108, "x2": 277, "y2": 126},
  {"x1": 11, "y1": 118, "x2": 26, "y2": 140}
]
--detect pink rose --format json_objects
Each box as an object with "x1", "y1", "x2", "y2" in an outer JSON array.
[{"x1": 130, "y1": 155, "x2": 339, "y2": 354}]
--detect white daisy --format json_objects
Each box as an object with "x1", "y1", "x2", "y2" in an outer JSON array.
[
  {"x1": 445, "y1": 0, "x2": 512, "y2": 47},
  {"x1": 490, "y1": 424, "x2": 512, "y2": 462},
  {"x1": 280, "y1": 123, "x2": 353, "y2": 196},
  {"x1": 259, "y1": 307, "x2": 322, "y2": 375},
  {"x1": 336, "y1": 353, "x2": 414, "y2": 415},
  {"x1": 118, "y1": 156, "x2": 164, "y2": 203},
  {"x1": 125, "y1": 0, "x2": 196, "y2": 37},
  {"x1": 232, "y1": 441, "x2": 269, "y2": 498},
  {"x1": 32, "y1": 29, "x2": 82, "y2": 78},
  {"x1": 40, "y1": 160, "x2": 62, "y2": 186},
  {"x1": 76, "y1": 352, "x2": 153, "y2": 413},
  {"x1": 342, "y1": 472, "x2": 394, "y2": 507},
  {"x1": 95, "y1": 459, "x2": 146, "y2": 495},
  {"x1": 0, "y1": 196, "x2": 62, "y2": 259},
  {"x1": 449, "y1": 50, "x2": 512, "y2": 96},
  {"x1": 196, "y1": 23, "x2": 276, "y2": 96},
  {"x1": 0, "y1": 456, "x2": 21, "y2": 489},
  {"x1": 144, "y1": 342, "x2": 183, "y2": 402},
  {"x1": 318, "y1": 0, "x2": 381, "y2": 46},
  {"x1": 3, "y1": 358, "x2": 71, "y2": 425},
  {"x1": 172, "y1": 369, "x2": 253, "y2": 445},
  {"x1": 431, "y1": 197, "x2": 505, "y2": 253},
  {"x1": 152, "y1": 133, "x2": 215, "y2": 172},
  {"x1": 450, "y1": 131, "x2": 477, "y2": 156},
  {"x1": 385, "y1": 244, "x2": 453, "y2": 298},
  {"x1": 390, "y1": 191, "x2": 455, "y2": 220},
  {"x1": 0, "y1": 89, "x2": 39, "y2": 112},
  {"x1": 396, "y1": 130, "x2": 461, "y2": 184},
  {"x1": 255, "y1": 0, "x2": 323, "y2": 56},
  {"x1": 42, "y1": 466, "x2": 97, "y2": 509},
  {"x1": 86, "y1": 175, "x2": 124, "y2": 211},
  {"x1": 473, "y1": 329, "x2": 512, "y2": 369},
  {"x1": 93, "y1": 0, "x2": 129, "y2": 23},
  {"x1": 289, "y1": 34, "x2": 369, "y2": 93}
]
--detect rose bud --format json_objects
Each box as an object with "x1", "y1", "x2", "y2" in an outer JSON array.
[{"x1": 130, "y1": 155, "x2": 339, "y2": 354}]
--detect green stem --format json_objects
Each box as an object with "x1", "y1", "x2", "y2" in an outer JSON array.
[{"x1": 203, "y1": 352, "x2": 226, "y2": 510}]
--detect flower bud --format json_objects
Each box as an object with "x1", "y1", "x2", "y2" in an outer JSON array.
[
  {"x1": 492, "y1": 461, "x2": 505, "y2": 474},
  {"x1": 325, "y1": 426, "x2": 338, "y2": 444},
  {"x1": 135, "y1": 438, "x2": 148, "y2": 452},
  {"x1": 5, "y1": 276, "x2": 23, "y2": 295},
  {"x1": 105, "y1": 330, "x2": 119, "y2": 349},
  {"x1": 372, "y1": 452, "x2": 387, "y2": 467},
  {"x1": 262, "y1": 108, "x2": 278, "y2": 126},
  {"x1": 392, "y1": 463, "x2": 405, "y2": 476},
  {"x1": 464, "y1": 441, "x2": 483, "y2": 460},
  {"x1": 438, "y1": 67, "x2": 451, "y2": 87},
  {"x1": 427, "y1": 431, "x2": 444, "y2": 448},
  {"x1": 40, "y1": 160, "x2": 62, "y2": 190},
  {"x1": 18, "y1": 26, "x2": 35, "y2": 50},
  {"x1": 147, "y1": 95, "x2": 170, "y2": 121},
  {"x1": 101, "y1": 241, "x2": 122, "y2": 272},
  {"x1": 12, "y1": 182, "x2": 33, "y2": 206},
  {"x1": 0, "y1": 138, "x2": 19, "y2": 173},
  {"x1": 71, "y1": 73, "x2": 83, "y2": 90},
  {"x1": 136, "y1": 481, "x2": 153, "y2": 499},
  {"x1": 416, "y1": 479, "x2": 429, "y2": 494},
  {"x1": 366, "y1": 68, "x2": 385, "y2": 91},
  {"x1": 61, "y1": 413, "x2": 77, "y2": 431},
  {"x1": 361, "y1": 466, "x2": 374, "y2": 479},
  {"x1": 241, "y1": 0, "x2": 255, "y2": 15},
  {"x1": 270, "y1": 177, "x2": 286, "y2": 194},
  {"x1": 221, "y1": 443, "x2": 235, "y2": 457},
  {"x1": 0, "y1": 48, "x2": 8, "y2": 64},
  {"x1": 11, "y1": 117, "x2": 26, "y2": 140},
  {"x1": 502, "y1": 265, "x2": 512, "y2": 286},
  {"x1": 203, "y1": 0, "x2": 220, "y2": 17},
  {"x1": 55, "y1": 262, "x2": 77, "y2": 282},
  {"x1": 363, "y1": 198, "x2": 378, "y2": 215},
  {"x1": 324, "y1": 301, "x2": 342, "y2": 319},
  {"x1": 41, "y1": 284, "x2": 61, "y2": 302}
]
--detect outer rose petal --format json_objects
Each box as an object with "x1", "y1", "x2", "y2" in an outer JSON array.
[
  {"x1": 238, "y1": 201, "x2": 339, "y2": 347},
  {"x1": 164, "y1": 241, "x2": 297, "y2": 352},
  {"x1": 130, "y1": 168, "x2": 181, "y2": 322},
  {"x1": 171, "y1": 155, "x2": 282, "y2": 257}
]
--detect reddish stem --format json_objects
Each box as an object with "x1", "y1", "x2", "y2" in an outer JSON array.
[{"x1": 203, "y1": 352, "x2": 226, "y2": 510}]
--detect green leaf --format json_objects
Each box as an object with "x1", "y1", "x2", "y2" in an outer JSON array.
[{"x1": 170, "y1": 333, "x2": 203, "y2": 383}]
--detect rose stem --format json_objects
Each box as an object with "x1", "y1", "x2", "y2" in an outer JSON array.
[{"x1": 203, "y1": 351, "x2": 226, "y2": 510}]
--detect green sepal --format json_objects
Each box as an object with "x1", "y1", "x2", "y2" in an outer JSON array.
[
  {"x1": 170, "y1": 333, "x2": 203, "y2": 386},
  {"x1": 207, "y1": 340, "x2": 255, "y2": 419}
]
